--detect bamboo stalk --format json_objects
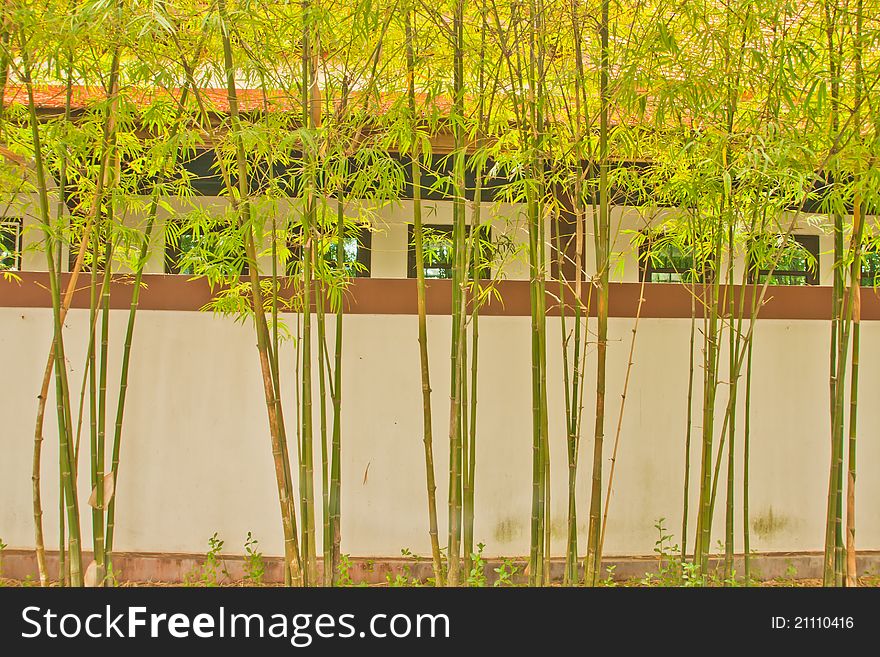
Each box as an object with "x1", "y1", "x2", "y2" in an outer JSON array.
[
  {"x1": 598, "y1": 274, "x2": 647, "y2": 558},
  {"x1": 681, "y1": 291, "x2": 696, "y2": 562},
  {"x1": 300, "y1": 0, "x2": 320, "y2": 586},
  {"x1": 214, "y1": 0, "x2": 303, "y2": 585},
  {"x1": 328, "y1": 196, "x2": 344, "y2": 585},
  {"x1": 26, "y1": 49, "x2": 112, "y2": 589},
  {"x1": 743, "y1": 330, "x2": 754, "y2": 584},
  {"x1": 316, "y1": 246, "x2": 332, "y2": 586},
  {"x1": 723, "y1": 221, "x2": 737, "y2": 582},
  {"x1": 845, "y1": 0, "x2": 865, "y2": 588},
  {"x1": 406, "y1": 7, "x2": 444, "y2": 587},
  {"x1": 104, "y1": 82, "x2": 197, "y2": 577},
  {"x1": 822, "y1": 0, "x2": 844, "y2": 587},
  {"x1": 446, "y1": 0, "x2": 466, "y2": 587},
  {"x1": 20, "y1": 35, "x2": 84, "y2": 587},
  {"x1": 585, "y1": 0, "x2": 611, "y2": 586},
  {"x1": 462, "y1": 157, "x2": 485, "y2": 579}
]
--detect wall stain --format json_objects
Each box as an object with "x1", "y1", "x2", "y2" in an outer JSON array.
[
  {"x1": 751, "y1": 507, "x2": 790, "y2": 539},
  {"x1": 550, "y1": 518, "x2": 567, "y2": 540},
  {"x1": 494, "y1": 517, "x2": 574, "y2": 542},
  {"x1": 493, "y1": 518, "x2": 523, "y2": 544}
]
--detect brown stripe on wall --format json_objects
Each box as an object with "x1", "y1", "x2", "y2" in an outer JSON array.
[{"x1": 3, "y1": 272, "x2": 880, "y2": 319}]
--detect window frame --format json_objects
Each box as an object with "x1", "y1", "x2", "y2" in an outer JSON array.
[
  {"x1": 406, "y1": 223, "x2": 493, "y2": 280},
  {"x1": 164, "y1": 221, "x2": 251, "y2": 276},
  {"x1": 550, "y1": 197, "x2": 588, "y2": 282},
  {"x1": 747, "y1": 233, "x2": 819, "y2": 286},
  {"x1": 859, "y1": 244, "x2": 880, "y2": 288},
  {"x1": 0, "y1": 217, "x2": 23, "y2": 271},
  {"x1": 67, "y1": 227, "x2": 105, "y2": 273},
  {"x1": 286, "y1": 223, "x2": 372, "y2": 278},
  {"x1": 637, "y1": 229, "x2": 714, "y2": 284}
]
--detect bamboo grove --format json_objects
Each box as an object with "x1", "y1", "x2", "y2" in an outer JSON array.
[{"x1": 1, "y1": 0, "x2": 879, "y2": 587}]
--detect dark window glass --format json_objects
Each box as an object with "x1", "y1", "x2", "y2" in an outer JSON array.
[
  {"x1": 860, "y1": 249, "x2": 880, "y2": 287},
  {"x1": 748, "y1": 234, "x2": 819, "y2": 286},
  {"x1": 407, "y1": 224, "x2": 492, "y2": 280},
  {"x1": 165, "y1": 222, "x2": 249, "y2": 276},
  {"x1": 1, "y1": 218, "x2": 22, "y2": 271},
  {"x1": 287, "y1": 223, "x2": 371, "y2": 277},
  {"x1": 638, "y1": 231, "x2": 712, "y2": 283},
  {"x1": 67, "y1": 225, "x2": 109, "y2": 273},
  {"x1": 551, "y1": 199, "x2": 587, "y2": 281}
]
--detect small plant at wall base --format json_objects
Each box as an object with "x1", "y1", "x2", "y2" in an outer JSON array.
[
  {"x1": 184, "y1": 534, "x2": 230, "y2": 587},
  {"x1": 243, "y1": 532, "x2": 265, "y2": 587},
  {"x1": 492, "y1": 559, "x2": 521, "y2": 588},
  {"x1": 466, "y1": 543, "x2": 487, "y2": 587}
]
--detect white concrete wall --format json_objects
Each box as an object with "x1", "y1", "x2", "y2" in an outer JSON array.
[{"x1": 2, "y1": 307, "x2": 878, "y2": 559}]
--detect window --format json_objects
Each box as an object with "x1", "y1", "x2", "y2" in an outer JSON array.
[
  {"x1": 638, "y1": 231, "x2": 712, "y2": 283},
  {"x1": 165, "y1": 222, "x2": 249, "y2": 276},
  {"x1": 407, "y1": 224, "x2": 492, "y2": 279},
  {"x1": 287, "y1": 223, "x2": 371, "y2": 277},
  {"x1": 67, "y1": 225, "x2": 110, "y2": 273},
  {"x1": 551, "y1": 199, "x2": 587, "y2": 281},
  {"x1": 1, "y1": 218, "x2": 22, "y2": 271},
  {"x1": 748, "y1": 234, "x2": 819, "y2": 286},
  {"x1": 860, "y1": 247, "x2": 880, "y2": 287}
]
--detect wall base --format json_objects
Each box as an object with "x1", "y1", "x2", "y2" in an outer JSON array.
[{"x1": 4, "y1": 549, "x2": 879, "y2": 585}]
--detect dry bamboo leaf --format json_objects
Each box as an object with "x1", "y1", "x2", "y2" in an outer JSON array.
[
  {"x1": 84, "y1": 560, "x2": 98, "y2": 587},
  {"x1": 87, "y1": 473, "x2": 116, "y2": 509},
  {"x1": 103, "y1": 472, "x2": 116, "y2": 504}
]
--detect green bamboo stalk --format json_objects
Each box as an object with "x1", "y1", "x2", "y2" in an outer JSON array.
[
  {"x1": 694, "y1": 209, "x2": 723, "y2": 578},
  {"x1": 537, "y1": 2, "x2": 550, "y2": 590},
  {"x1": 681, "y1": 291, "x2": 696, "y2": 563},
  {"x1": 257, "y1": 74, "x2": 295, "y2": 587},
  {"x1": 822, "y1": 0, "x2": 843, "y2": 587},
  {"x1": 27, "y1": 26, "x2": 70, "y2": 587},
  {"x1": 484, "y1": 0, "x2": 547, "y2": 587},
  {"x1": 461, "y1": 181, "x2": 482, "y2": 578},
  {"x1": 328, "y1": 196, "x2": 344, "y2": 585},
  {"x1": 846, "y1": 272, "x2": 860, "y2": 587},
  {"x1": 406, "y1": 6, "x2": 444, "y2": 587},
  {"x1": 565, "y1": 0, "x2": 590, "y2": 586},
  {"x1": 87, "y1": 28, "x2": 121, "y2": 587},
  {"x1": 215, "y1": 0, "x2": 303, "y2": 585},
  {"x1": 743, "y1": 328, "x2": 753, "y2": 584},
  {"x1": 28, "y1": 49, "x2": 104, "y2": 590},
  {"x1": 554, "y1": 206, "x2": 574, "y2": 585},
  {"x1": 694, "y1": 6, "x2": 749, "y2": 576},
  {"x1": 300, "y1": 0, "x2": 319, "y2": 586},
  {"x1": 845, "y1": 0, "x2": 864, "y2": 587},
  {"x1": 446, "y1": 0, "x2": 466, "y2": 587},
  {"x1": 87, "y1": 226, "x2": 100, "y2": 583},
  {"x1": 463, "y1": 292, "x2": 478, "y2": 576},
  {"x1": 316, "y1": 245, "x2": 331, "y2": 586},
  {"x1": 585, "y1": 0, "x2": 611, "y2": 586},
  {"x1": 598, "y1": 275, "x2": 647, "y2": 561},
  {"x1": 741, "y1": 206, "x2": 764, "y2": 586},
  {"x1": 92, "y1": 111, "x2": 121, "y2": 588},
  {"x1": 724, "y1": 220, "x2": 737, "y2": 582},
  {"x1": 105, "y1": 83, "x2": 198, "y2": 577},
  {"x1": 21, "y1": 35, "x2": 84, "y2": 587}
]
